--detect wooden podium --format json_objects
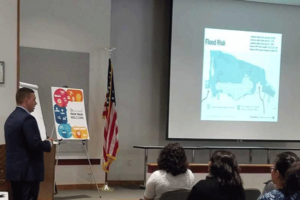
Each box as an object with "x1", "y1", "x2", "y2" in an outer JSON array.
[
  {"x1": 0, "y1": 144, "x2": 56, "y2": 200},
  {"x1": 39, "y1": 144, "x2": 56, "y2": 200},
  {"x1": 0, "y1": 145, "x2": 12, "y2": 200}
]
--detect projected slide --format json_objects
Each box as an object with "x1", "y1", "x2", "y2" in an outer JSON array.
[{"x1": 201, "y1": 28, "x2": 282, "y2": 122}]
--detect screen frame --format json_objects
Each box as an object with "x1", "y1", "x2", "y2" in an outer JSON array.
[{"x1": 166, "y1": 0, "x2": 300, "y2": 142}]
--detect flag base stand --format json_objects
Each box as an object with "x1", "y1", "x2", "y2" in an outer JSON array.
[{"x1": 100, "y1": 182, "x2": 114, "y2": 191}]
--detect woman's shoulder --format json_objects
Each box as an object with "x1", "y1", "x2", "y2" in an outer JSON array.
[
  {"x1": 193, "y1": 178, "x2": 217, "y2": 189},
  {"x1": 189, "y1": 178, "x2": 225, "y2": 198},
  {"x1": 261, "y1": 181, "x2": 276, "y2": 195},
  {"x1": 186, "y1": 169, "x2": 195, "y2": 177},
  {"x1": 259, "y1": 190, "x2": 284, "y2": 200},
  {"x1": 193, "y1": 178, "x2": 244, "y2": 191},
  {"x1": 152, "y1": 170, "x2": 167, "y2": 176},
  {"x1": 154, "y1": 169, "x2": 194, "y2": 177}
]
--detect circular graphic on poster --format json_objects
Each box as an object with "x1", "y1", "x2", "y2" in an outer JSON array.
[
  {"x1": 57, "y1": 124, "x2": 72, "y2": 138},
  {"x1": 54, "y1": 89, "x2": 69, "y2": 107},
  {"x1": 67, "y1": 89, "x2": 83, "y2": 102},
  {"x1": 72, "y1": 126, "x2": 89, "y2": 139}
]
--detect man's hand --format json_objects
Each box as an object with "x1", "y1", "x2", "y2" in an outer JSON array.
[
  {"x1": 48, "y1": 137, "x2": 54, "y2": 143},
  {"x1": 47, "y1": 137, "x2": 54, "y2": 147}
]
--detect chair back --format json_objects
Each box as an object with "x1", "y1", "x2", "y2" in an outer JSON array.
[
  {"x1": 245, "y1": 188, "x2": 261, "y2": 200},
  {"x1": 159, "y1": 189, "x2": 190, "y2": 200}
]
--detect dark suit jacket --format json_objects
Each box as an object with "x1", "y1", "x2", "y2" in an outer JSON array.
[
  {"x1": 187, "y1": 177, "x2": 245, "y2": 200},
  {"x1": 4, "y1": 107, "x2": 51, "y2": 182}
]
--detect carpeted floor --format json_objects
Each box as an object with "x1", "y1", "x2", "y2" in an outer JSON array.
[{"x1": 54, "y1": 186, "x2": 144, "y2": 200}]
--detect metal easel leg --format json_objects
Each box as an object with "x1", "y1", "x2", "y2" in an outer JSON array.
[
  {"x1": 54, "y1": 139, "x2": 61, "y2": 194},
  {"x1": 82, "y1": 140, "x2": 102, "y2": 198}
]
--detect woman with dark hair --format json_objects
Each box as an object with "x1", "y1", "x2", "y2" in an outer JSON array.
[
  {"x1": 260, "y1": 152, "x2": 300, "y2": 197},
  {"x1": 283, "y1": 161, "x2": 300, "y2": 199},
  {"x1": 187, "y1": 150, "x2": 245, "y2": 200},
  {"x1": 144, "y1": 143, "x2": 195, "y2": 200},
  {"x1": 259, "y1": 152, "x2": 300, "y2": 200}
]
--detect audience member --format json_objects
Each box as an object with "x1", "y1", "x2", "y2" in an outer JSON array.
[
  {"x1": 143, "y1": 143, "x2": 195, "y2": 200},
  {"x1": 260, "y1": 152, "x2": 300, "y2": 197},
  {"x1": 258, "y1": 152, "x2": 300, "y2": 200},
  {"x1": 283, "y1": 161, "x2": 300, "y2": 199},
  {"x1": 187, "y1": 150, "x2": 245, "y2": 200}
]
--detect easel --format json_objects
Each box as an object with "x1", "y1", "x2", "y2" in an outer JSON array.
[
  {"x1": 51, "y1": 132, "x2": 101, "y2": 198},
  {"x1": 50, "y1": 86, "x2": 101, "y2": 198}
]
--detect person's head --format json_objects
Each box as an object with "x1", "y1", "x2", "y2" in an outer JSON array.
[
  {"x1": 271, "y1": 152, "x2": 300, "y2": 189},
  {"x1": 16, "y1": 87, "x2": 36, "y2": 113},
  {"x1": 284, "y1": 161, "x2": 300, "y2": 198},
  {"x1": 209, "y1": 150, "x2": 242, "y2": 186},
  {"x1": 157, "y1": 143, "x2": 188, "y2": 176}
]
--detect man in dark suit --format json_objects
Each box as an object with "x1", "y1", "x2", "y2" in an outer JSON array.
[{"x1": 4, "y1": 87, "x2": 53, "y2": 200}]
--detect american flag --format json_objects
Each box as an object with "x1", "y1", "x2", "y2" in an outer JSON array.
[{"x1": 102, "y1": 59, "x2": 119, "y2": 173}]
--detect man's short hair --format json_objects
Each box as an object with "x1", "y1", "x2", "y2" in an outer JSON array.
[{"x1": 16, "y1": 87, "x2": 34, "y2": 104}]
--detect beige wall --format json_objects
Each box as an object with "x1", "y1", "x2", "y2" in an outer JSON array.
[
  {"x1": 20, "y1": 0, "x2": 111, "y2": 185},
  {"x1": 0, "y1": 0, "x2": 18, "y2": 144}
]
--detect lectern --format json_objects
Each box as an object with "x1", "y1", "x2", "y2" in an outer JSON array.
[{"x1": 0, "y1": 144, "x2": 56, "y2": 200}]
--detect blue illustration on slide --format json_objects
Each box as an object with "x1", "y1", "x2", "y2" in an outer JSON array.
[
  {"x1": 206, "y1": 51, "x2": 275, "y2": 100},
  {"x1": 54, "y1": 104, "x2": 68, "y2": 124},
  {"x1": 57, "y1": 124, "x2": 72, "y2": 138}
]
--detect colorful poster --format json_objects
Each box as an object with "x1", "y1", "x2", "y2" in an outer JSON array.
[{"x1": 51, "y1": 87, "x2": 89, "y2": 140}]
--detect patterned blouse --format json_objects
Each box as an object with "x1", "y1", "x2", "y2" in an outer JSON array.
[{"x1": 258, "y1": 190, "x2": 300, "y2": 200}]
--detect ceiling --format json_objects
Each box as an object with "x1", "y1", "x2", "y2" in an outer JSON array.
[{"x1": 243, "y1": 0, "x2": 300, "y2": 6}]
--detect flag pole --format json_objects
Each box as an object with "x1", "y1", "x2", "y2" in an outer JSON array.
[{"x1": 101, "y1": 47, "x2": 117, "y2": 192}]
